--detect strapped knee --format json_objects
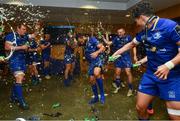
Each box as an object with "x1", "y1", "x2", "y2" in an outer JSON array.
[
  {"x1": 167, "y1": 108, "x2": 180, "y2": 116},
  {"x1": 14, "y1": 71, "x2": 25, "y2": 77}
]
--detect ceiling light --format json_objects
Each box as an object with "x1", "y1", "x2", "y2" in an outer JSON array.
[
  {"x1": 125, "y1": 14, "x2": 130, "y2": 17},
  {"x1": 84, "y1": 12, "x2": 88, "y2": 15},
  {"x1": 80, "y1": 5, "x2": 98, "y2": 9}
]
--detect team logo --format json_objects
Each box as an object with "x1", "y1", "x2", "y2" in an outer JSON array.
[
  {"x1": 168, "y1": 91, "x2": 176, "y2": 99},
  {"x1": 159, "y1": 48, "x2": 167, "y2": 52},
  {"x1": 153, "y1": 32, "x2": 162, "y2": 40}
]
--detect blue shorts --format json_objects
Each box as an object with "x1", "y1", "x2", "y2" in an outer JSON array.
[
  {"x1": 64, "y1": 54, "x2": 75, "y2": 64},
  {"x1": 27, "y1": 53, "x2": 39, "y2": 65},
  {"x1": 9, "y1": 58, "x2": 26, "y2": 74},
  {"x1": 139, "y1": 72, "x2": 180, "y2": 101},
  {"x1": 42, "y1": 54, "x2": 50, "y2": 62},
  {"x1": 114, "y1": 54, "x2": 132, "y2": 68},
  {"x1": 88, "y1": 59, "x2": 103, "y2": 76}
]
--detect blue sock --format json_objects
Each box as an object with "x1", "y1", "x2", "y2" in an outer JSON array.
[
  {"x1": 128, "y1": 83, "x2": 133, "y2": 90},
  {"x1": 31, "y1": 75, "x2": 36, "y2": 81},
  {"x1": 91, "y1": 84, "x2": 98, "y2": 99},
  {"x1": 14, "y1": 83, "x2": 29, "y2": 109},
  {"x1": 64, "y1": 79, "x2": 70, "y2": 86},
  {"x1": 47, "y1": 66, "x2": 50, "y2": 75},
  {"x1": 115, "y1": 79, "x2": 121, "y2": 87},
  {"x1": 44, "y1": 66, "x2": 50, "y2": 76},
  {"x1": 43, "y1": 67, "x2": 47, "y2": 76},
  {"x1": 13, "y1": 84, "x2": 16, "y2": 95},
  {"x1": 96, "y1": 78, "x2": 105, "y2": 99},
  {"x1": 11, "y1": 84, "x2": 17, "y2": 100},
  {"x1": 14, "y1": 83, "x2": 24, "y2": 100},
  {"x1": 147, "y1": 103, "x2": 153, "y2": 110},
  {"x1": 69, "y1": 74, "x2": 73, "y2": 81},
  {"x1": 35, "y1": 76, "x2": 39, "y2": 81}
]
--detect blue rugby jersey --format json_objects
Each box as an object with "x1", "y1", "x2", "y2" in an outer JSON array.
[{"x1": 135, "y1": 18, "x2": 180, "y2": 76}]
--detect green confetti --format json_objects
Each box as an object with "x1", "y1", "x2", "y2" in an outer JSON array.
[
  {"x1": 52, "y1": 103, "x2": 61, "y2": 108},
  {"x1": 0, "y1": 26, "x2": 4, "y2": 32},
  {"x1": 132, "y1": 64, "x2": 141, "y2": 68},
  {"x1": 108, "y1": 55, "x2": 121, "y2": 62},
  {"x1": 0, "y1": 56, "x2": 5, "y2": 60}
]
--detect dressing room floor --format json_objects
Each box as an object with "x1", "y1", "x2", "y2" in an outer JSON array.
[{"x1": 0, "y1": 69, "x2": 168, "y2": 120}]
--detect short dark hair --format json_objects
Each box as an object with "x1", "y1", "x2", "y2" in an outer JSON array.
[
  {"x1": 132, "y1": 1, "x2": 154, "y2": 19},
  {"x1": 17, "y1": 23, "x2": 27, "y2": 29}
]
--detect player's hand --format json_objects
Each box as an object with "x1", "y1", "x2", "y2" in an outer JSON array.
[
  {"x1": 134, "y1": 56, "x2": 138, "y2": 63},
  {"x1": 111, "y1": 54, "x2": 116, "y2": 58},
  {"x1": 21, "y1": 45, "x2": 29, "y2": 50},
  {"x1": 91, "y1": 52, "x2": 98, "y2": 58},
  {"x1": 135, "y1": 60, "x2": 142, "y2": 65},
  {"x1": 154, "y1": 64, "x2": 170, "y2": 80},
  {"x1": 29, "y1": 33, "x2": 37, "y2": 39}
]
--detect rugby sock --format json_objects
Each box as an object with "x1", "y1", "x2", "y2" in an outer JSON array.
[
  {"x1": 14, "y1": 83, "x2": 29, "y2": 109},
  {"x1": 43, "y1": 67, "x2": 47, "y2": 76},
  {"x1": 69, "y1": 74, "x2": 73, "y2": 81},
  {"x1": 96, "y1": 78, "x2": 105, "y2": 104},
  {"x1": 10, "y1": 84, "x2": 17, "y2": 102},
  {"x1": 89, "y1": 84, "x2": 99, "y2": 104},
  {"x1": 46, "y1": 66, "x2": 50, "y2": 75},
  {"x1": 14, "y1": 83, "x2": 24, "y2": 101},
  {"x1": 64, "y1": 79, "x2": 70, "y2": 87},
  {"x1": 128, "y1": 83, "x2": 133, "y2": 90},
  {"x1": 115, "y1": 78, "x2": 121, "y2": 87},
  {"x1": 92, "y1": 84, "x2": 98, "y2": 99},
  {"x1": 31, "y1": 75, "x2": 36, "y2": 81}
]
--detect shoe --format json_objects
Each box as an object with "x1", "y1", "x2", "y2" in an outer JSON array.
[
  {"x1": 18, "y1": 98, "x2": 29, "y2": 110},
  {"x1": 45, "y1": 75, "x2": 51, "y2": 79},
  {"x1": 121, "y1": 82, "x2": 126, "y2": 88},
  {"x1": 31, "y1": 79, "x2": 39, "y2": 86},
  {"x1": 127, "y1": 89, "x2": 133, "y2": 97},
  {"x1": 89, "y1": 98, "x2": 99, "y2": 105},
  {"x1": 113, "y1": 87, "x2": 120, "y2": 94},
  {"x1": 100, "y1": 95, "x2": 105, "y2": 104},
  {"x1": 37, "y1": 75, "x2": 41, "y2": 82},
  {"x1": 112, "y1": 82, "x2": 118, "y2": 88},
  {"x1": 147, "y1": 108, "x2": 154, "y2": 115}
]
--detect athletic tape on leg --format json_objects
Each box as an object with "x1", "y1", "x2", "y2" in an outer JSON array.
[
  {"x1": 14, "y1": 71, "x2": 25, "y2": 77},
  {"x1": 167, "y1": 108, "x2": 180, "y2": 116}
]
